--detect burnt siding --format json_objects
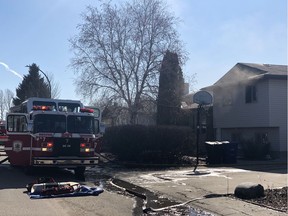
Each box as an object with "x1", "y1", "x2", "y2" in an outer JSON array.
[{"x1": 214, "y1": 81, "x2": 269, "y2": 128}]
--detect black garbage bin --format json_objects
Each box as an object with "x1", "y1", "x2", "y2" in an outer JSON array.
[
  {"x1": 223, "y1": 141, "x2": 238, "y2": 164},
  {"x1": 205, "y1": 141, "x2": 225, "y2": 164},
  {"x1": 206, "y1": 141, "x2": 238, "y2": 164}
]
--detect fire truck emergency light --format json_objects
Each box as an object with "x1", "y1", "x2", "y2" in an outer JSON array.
[
  {"x1": 32, "y1": 105, "x2": 52, "y2": 111},
  {"x1": 80, "y1": 108, "x2": 94, "y2": 113}
]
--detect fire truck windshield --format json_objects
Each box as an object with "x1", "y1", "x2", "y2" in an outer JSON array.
[
  {"x1": 67, "y1": 116, "x2": 95, "y2": 134},
  {"x1": 33, "y1": 114, "x2": 96, "y2": 134},
  {"x1": 34, "y1": 114, "x2": 66, "y2": 133}
]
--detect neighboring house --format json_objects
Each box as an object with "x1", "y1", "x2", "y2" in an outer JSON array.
[{"x1": 203, "y1": 63, "x2": 287, "y2": 158}]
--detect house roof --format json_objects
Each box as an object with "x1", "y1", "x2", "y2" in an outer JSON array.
[{"x1": 213, "y1": 63, "x2": 287, "y2": 87}]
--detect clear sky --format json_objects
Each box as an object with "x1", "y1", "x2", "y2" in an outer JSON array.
[{"x1": 0, "y1": 0, "x2": 287, "y2": 103}]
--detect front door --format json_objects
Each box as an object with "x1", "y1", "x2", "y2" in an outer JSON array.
[{"x1": 5, "y1": 114, "x2": 32, "y2": 166}]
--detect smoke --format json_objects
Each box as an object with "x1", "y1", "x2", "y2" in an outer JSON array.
[{"x1": 0, "y1": 61, "x2": 23, "y2": 80}]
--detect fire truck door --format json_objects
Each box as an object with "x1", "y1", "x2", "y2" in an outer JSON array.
[{"x1": 5, "y1": 114, "x2": 32, "y2": 166}]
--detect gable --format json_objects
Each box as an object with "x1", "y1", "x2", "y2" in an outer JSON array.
[{"x1": 214, "y1": 63, "x2": 287, "y2": 86}]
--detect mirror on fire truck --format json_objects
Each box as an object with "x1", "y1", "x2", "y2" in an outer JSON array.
[
  {"x1": 27, "y1": 122, "x2": 33, "y2": 132},
  {"x1": 100, "y1": 122, "x2": 105, "y2": 134}
]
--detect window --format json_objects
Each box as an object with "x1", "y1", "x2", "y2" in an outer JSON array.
[
  {"x1": 33, "y1": 114, "x2": 66, "y2": 133},
  {"x1": 58, "y1": 103, "x2": 81, "y2": 112},
  {"x1": 67, "y1": 116, "x2": 95, "y2": 134},
  {"x1": 245, "y1": 85, "x2": 257, "y2": 103},
  {"x1": 7, "y1": 115, "x2": 28, "y2": 132}
]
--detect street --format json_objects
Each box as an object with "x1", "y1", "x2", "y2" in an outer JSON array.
[
  {"x1": 0, "y1": 156, "x2": 287, "y2": 216},
  {"x1": 0, "y1": 161, "x2": 135, "y2": 216}
]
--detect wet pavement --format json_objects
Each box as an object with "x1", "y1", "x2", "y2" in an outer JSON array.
[
  {"x1": 84, "y1": 158, "x2": 287, "y2": 216},
  {"x1": 85, "y1": 165, "x2": 215, "y2": 215},
  {"x1": 1, "y1": 155, "x2": 286, "y2": 215}
]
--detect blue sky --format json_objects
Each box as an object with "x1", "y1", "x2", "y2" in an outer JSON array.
[{"x1": 0, "y1": 0, "x2": 287, "y2": 103}]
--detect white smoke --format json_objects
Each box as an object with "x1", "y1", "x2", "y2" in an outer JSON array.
[{"x1": 0, "y1": 61, "x2": 23, "y2": 80}]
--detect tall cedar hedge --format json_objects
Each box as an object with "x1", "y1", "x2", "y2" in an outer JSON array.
[
  {"x1": 103, "y1": 125, "x2": 195, "y2": 163},
  {"x1": 157, "y1": 50, "x2": 184, "y2": 125}
]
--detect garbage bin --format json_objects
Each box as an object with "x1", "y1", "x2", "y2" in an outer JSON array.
[
  {"x1": 205, "y1": 141, "x2": 225, "y2": 164},
  {"x1": 223, "y1": 141, "x2": 238, "y2": 164},
  {"x1": 205, "y1": 141, "x2": 238, "y2": 164}
]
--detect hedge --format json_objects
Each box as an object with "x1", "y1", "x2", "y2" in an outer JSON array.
[{"x1": 103, "y1": 125, "x2": 195, "y2": 163}]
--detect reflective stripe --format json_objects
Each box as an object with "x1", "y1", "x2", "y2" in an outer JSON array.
[
  {"x1": 6, "y1": 132, "x2": 30, "y2": 135},
  {"x1": 53, "y1": 133, "x2": 62, "y2": 137},
  {"x1": 72, "y1": 134, "x2": 80, "y2": 138},
  {"x1": 34, "y1": 133, "x2": 96, "y2": 138},
  {"x1": 38, "y1": 133, "x2": 53, "y2": 137},
  {"x1": 0, "y1": 136, "x2": 8, "y2": 141},
  {"x1": 5, "y1": 147, "x2": 42, "y2": 151},
  {"x1": 80, "y1": 134, "x2": 95, "y2": 138}
]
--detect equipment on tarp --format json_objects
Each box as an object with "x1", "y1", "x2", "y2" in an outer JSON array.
[{"x1": 26, "y1": 177, "x2": 103, "y2": 199}]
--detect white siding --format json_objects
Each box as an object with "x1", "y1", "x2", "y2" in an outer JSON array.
[
  {"x1": 213, "y1": 79, "x2": 287, "y2": 156},
  {"x1": 268, "y1": 79, "x2": 287, "y2": 152},
  {"x1": 214, "y1": 80, "x2": 270, "y2": 128}
]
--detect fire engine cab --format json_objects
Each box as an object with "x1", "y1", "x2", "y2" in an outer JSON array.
[
  {"x1": 0, "y1": 120, "x2": 6, "y2": 135},
  {"x1": 0, "y1": 120, "x2": 6, "y2": 147},
  {"x1": 2, "y1": 97, "x2": 101, "y2": 177}
]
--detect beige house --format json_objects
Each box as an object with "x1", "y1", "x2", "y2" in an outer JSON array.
[{"x1": 203, "y1": 63, "x2": 287, "y2": 158}]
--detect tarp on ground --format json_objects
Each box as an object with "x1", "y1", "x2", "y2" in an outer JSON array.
[{"x1": 27, "y1": 181, "x2": 104, "y2": 199}]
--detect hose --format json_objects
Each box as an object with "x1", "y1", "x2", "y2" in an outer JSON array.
[{"x1": 108, "y1": 178, "x2": 205, "y2": 213}]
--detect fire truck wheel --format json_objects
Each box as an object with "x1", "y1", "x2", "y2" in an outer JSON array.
[{"x1": 74, "y1": 167, "x2": 86, "y2": 179}]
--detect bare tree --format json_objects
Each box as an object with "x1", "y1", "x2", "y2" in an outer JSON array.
[
  {"x1": 4, "y1": 89, "x2": 14, "y2": 111},
  {"x1": 47, "y1": 72, "x2": 61, "y2": 99},
  {"x1": 0, "y1": 90, "x2": 4, "y2": 119},
  {"x1": 0, "y1": 89, "x2": 14, "y2": 120},
  {"x1": 70, "y1": 0, "x2": 186, "y2": 124}
]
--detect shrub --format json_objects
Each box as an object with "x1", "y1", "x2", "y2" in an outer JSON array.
[
  {"x1": 240, "y1": 139, "x2": 270, "y2": 160},
  {"x1": 103, "y1": 125, "x2": 195, "y2": 163}
]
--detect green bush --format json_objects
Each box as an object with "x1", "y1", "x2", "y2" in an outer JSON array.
[{"x1": 103, "y1": 125, "x2": 195, "y2": 163}]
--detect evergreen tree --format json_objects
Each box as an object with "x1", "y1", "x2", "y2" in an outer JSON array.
[
  {"x1": 13, "y1": 63, "x2": 50, "y2": 105},
  {"x1": 157, "y1": 50, "x2": 184, "y2": 125}
]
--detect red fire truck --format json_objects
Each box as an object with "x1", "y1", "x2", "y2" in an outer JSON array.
[
  {"x1": 0, "y1": 120, "x2": 7, "y2": 146},
  {"x1": 2, "y1": 97, "x2": 101, "y2": 177}
]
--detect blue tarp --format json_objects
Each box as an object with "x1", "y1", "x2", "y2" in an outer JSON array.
[{"x1": 28, "y1": 184, "x2": 104, "y2": 199}]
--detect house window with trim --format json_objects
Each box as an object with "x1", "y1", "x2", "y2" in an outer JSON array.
[{"x1": 245, "y1": 85, "x2": 257, "y2": 103}]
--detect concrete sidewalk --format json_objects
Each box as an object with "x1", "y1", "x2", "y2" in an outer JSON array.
[{"x1": 116, "y1": 159, "x2": 287, "y2": 215}]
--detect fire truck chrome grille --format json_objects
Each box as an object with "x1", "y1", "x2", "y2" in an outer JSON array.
[{"x1": 53, "y1": 138, "x2": 81, "y2": 156}]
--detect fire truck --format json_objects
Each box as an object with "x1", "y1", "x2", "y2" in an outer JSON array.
[
  {"x1": 1, "y1": 97, "x2": 101, "y2": 177},
  {"x1": 0, "y1": 120, "x2": 6, "y2": 147},
  {"x1": 0, "y1": 120, "x2": 6, "y2": 135}
]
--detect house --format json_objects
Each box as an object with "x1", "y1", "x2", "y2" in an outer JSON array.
[{"x1": 203, "y1": 63, "x2": 287, "y2": 159}]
